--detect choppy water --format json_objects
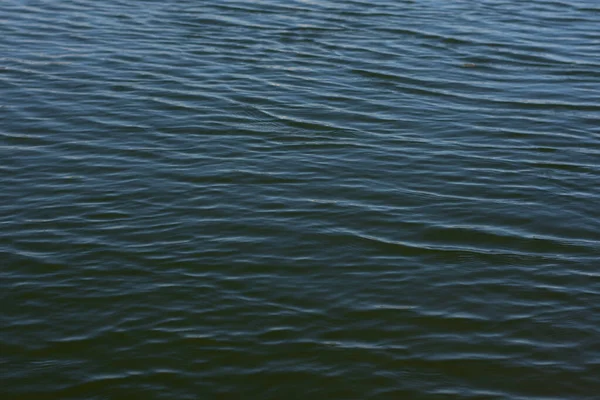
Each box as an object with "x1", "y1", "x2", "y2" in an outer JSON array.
[{"x1": 2, "y1": 0, "x2": 600, "y2": 398}]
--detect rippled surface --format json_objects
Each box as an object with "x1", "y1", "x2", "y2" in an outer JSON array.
[{"x1": 2, "y1": 0, "x2": 600, "y2": 398}]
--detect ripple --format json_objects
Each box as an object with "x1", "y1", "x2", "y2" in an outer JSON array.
[{"x1": 2, "y1": 0, "x2": 600, "y2": 398}]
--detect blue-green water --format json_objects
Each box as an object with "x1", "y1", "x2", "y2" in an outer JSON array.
[{"x1": 2, "y1": 0, "x2": 599, "y2": 398}]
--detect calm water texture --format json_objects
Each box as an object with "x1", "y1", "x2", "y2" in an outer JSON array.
[{"x1": 2, "y1": 0, "x2": 600, "y2": 398}]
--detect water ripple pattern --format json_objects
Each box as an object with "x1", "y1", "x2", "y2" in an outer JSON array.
[{"x1": 2, "y1": 0, "x2": 599, "y2": 398}]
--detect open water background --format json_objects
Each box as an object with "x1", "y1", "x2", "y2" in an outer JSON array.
[{"x1": 2, "y1": 0, "x2": 600, "y2": 398}]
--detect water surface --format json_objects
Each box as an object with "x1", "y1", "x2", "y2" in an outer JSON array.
[{"x1": 2, "y1": 0, "x2": 600, "y2": 398}]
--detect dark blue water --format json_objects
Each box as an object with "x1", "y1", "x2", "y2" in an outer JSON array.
[{"x1": 2, "y1": 0, "x2": 600, "y2": 398}]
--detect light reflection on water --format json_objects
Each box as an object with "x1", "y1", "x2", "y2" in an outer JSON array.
[{"x1": 1, "y1": 0, "x2": 599, "y2": 398}]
